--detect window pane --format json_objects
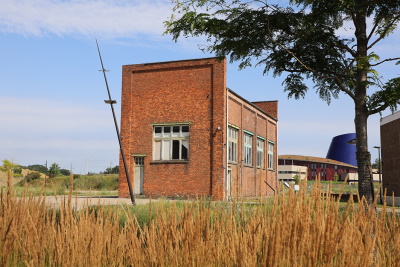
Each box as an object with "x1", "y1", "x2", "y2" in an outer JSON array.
[
  {"x1": 172, "y1": 126, "x2": 180, "y2": 137},
  {"x1": 181, "y1": 140, "x2": 189, "y2": 159},
  {"x1": 154, "y1": 127, "x2": 162, "y2": 138},
  {"x1": 163, "y1": 126, "x2": 171, "y2": 137},
  {"x1": 172, "y1": 140, "x2": 180, "y2": 159},
  {"x1": 182, "y1": 126, "x2": 189, "y2": 132},
  {"x1": 162, "y1": 140, "x2": 171, "y2": 160},
  {"x1": 154, "y1": 141, "x2": 161, "y2": 160}
]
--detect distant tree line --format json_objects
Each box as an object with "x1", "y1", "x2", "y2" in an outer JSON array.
[{"x1": 104, "y1": 166, "x2": 119, "y2": 174}]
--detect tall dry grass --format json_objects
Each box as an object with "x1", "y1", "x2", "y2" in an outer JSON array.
[{"x1": 1, "y1": 182, "x2": 399, "y2": 266}]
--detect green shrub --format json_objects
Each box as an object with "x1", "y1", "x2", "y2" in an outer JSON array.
[
  {"x1": 73, "y1": 174, "x2": 118, "y2": 191},
  {"x1": 25, "y1": 172, "x2": 42, "y2": 182}
]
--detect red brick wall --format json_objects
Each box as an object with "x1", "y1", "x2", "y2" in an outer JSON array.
[
  {"x1": 252, "y1": 101, "x2": 278, "y2": 119},
  {"x1": 381, "y1": 116, "x2": 400, "y2": 197},
  {"x1": 227, "y1": 91, "x2": 278, "y2": 198},
  {"x1": 118, "y1": 58, "x2": 226, "y2": 200}
]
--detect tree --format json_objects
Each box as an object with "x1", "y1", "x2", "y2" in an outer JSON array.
[
  {"x1": 48, "y1": 163, "x2": 60, "y2": 178},
  {"x1": 371, "y1": 158, "x2": 381, "y2": 170},
  {"x1": 0, "y1": 159, "x2": 20, "y2": 191},
  {"x1": 165, "y1": 0, "x2": 400, "y2": 205},
  {"x1": 26, "y1": 164, "x2": 49, "y2": 175},
  {"x1": 104, "y1": 165, "x2": 119, "y2": 174},
  {"x1": 59, "y1": 169, "x2": 71, "y2": 176}
]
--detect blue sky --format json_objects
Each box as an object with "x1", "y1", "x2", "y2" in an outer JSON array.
[{"x1": 0, "y1": 0, "x2": 398, "y2": 174}]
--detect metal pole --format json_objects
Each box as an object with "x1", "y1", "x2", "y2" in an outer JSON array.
[
  {"x1": 373, "y1": 146, "x2": 383, "y2": 205},
  {"x1": 378, "y1": 147, "x2": 382, "y2": 205},
  {"x1": 96, "y1": 39, "x2": 136, "y2": 205}
]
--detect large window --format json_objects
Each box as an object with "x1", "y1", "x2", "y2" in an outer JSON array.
[
  {"x1": 268, "y1": 141, "x2": 274, "y2": 170},
  {"x1": 244, "y1": 132, "x2": 253, "y2": 166},
  {"x1": 153, "y1": 125, "x2": 189, "y2": 161},
  {"x1": 228, "y1": 126, "x2": 238, "y2": 162},
  {"x1": 257, "y1": 137, "x2": 265, "y2": 168}
]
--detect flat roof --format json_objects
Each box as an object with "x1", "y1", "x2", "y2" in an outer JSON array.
[
  {"x1": 279, "y1": 155, "x2": 357, "y2": 168},
  {"x1": 123, "y1": 57, "x2": 222, "y2": 67},
  {"x1": 381, "y1": 110, "x2": 400, "y2": 126}
]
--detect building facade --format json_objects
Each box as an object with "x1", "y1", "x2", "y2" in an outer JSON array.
[
  {"x1": 278, "y1": 155, "x2": 357, "y2": 181},
  {"x1": 380, "y1": 111, "x2": 400, "y2": 206},
  {"x1": 326, "y1": 133, "x2": 357, "y2": 166},
  {"x1": 118, "y1": 57, "x2": 278, "y2": 200},
  {"x1": 277, "y1": 165, "x2": 308, "y2": 181}
]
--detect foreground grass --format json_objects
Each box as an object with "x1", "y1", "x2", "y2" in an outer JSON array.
[{"x1": 1, "y1": 184, "x2": 399, "y2": 266}]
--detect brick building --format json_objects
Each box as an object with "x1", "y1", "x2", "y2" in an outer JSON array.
[
  {"x1": 380, "y1": 111, "x2": 400, "y2": 206},
  {"x1": 278, "y1": 155, "x2": 357, "y2": 181},
  {"x1": 118, "y1": 57, "x2": 278, "y2": 200}
]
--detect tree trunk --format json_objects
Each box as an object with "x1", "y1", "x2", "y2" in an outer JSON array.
[
  {"x1": 353, "y1": 2, "x2": 375, "y2": 207},
  {"x1": 354, "y1": 106, "x2": 375, "y2": 206}
]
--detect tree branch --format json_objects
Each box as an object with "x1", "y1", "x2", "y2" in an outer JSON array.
[
  {"x1": 368, "y1": 13, "x2": 400, "y2": 50},
  {"x1": 369, "y1": 103, "x2": 389, "y2": 115},
  {"x1": 333, "y1": 75, "x2": 356, "y2": 100},
  {"x1": 370, "y1": 57, "x2": 400, "y2": 67}
]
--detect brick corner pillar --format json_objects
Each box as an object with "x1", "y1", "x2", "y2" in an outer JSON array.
[{"x1": 210, "y1": 58, "x2": 227, "y2": 200}]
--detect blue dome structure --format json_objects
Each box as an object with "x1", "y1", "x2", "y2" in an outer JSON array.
[{"x1": 326, "y1": 133, "x2": 357, "y2": 166}]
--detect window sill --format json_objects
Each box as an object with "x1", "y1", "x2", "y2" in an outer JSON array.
[
  {"x1": 244, "y1": 165, "x2": 254, "y2": 168},
  {"x1": 150, "y1": 160, "x2": 189, "y2": 165}
]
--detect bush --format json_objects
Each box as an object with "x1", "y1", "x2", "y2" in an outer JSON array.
[
  {"x1": 73, "y1": 174, "x2": 118, "y2": 191},
  {"x1": 25, "y1": 172, "x2": 42, "y2": 182}
]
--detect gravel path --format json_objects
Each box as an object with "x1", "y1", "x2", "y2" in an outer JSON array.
[{"x1": 32, "y1": 195, "x2": 159, "y2": 209}]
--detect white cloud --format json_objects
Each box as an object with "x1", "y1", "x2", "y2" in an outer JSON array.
[{"x1": 0, "y1": 0, "x2": 173, "y2": 38}]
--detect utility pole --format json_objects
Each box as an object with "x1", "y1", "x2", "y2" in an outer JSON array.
[
  {"x1": 96, "y1": 39, "x2": 136, "y2": 205},
  {"x1": 373, "y1": 146, "x2": 383, "y2": 205}
]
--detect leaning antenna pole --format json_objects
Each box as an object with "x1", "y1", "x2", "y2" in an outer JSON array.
[{"x1": 96, "y1": 39, "x2": 136, "y2": 205}]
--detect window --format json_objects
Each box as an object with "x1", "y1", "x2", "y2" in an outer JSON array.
[
  {"x1": 257, "y1": 137, "x2": 265, "y2": 168},
  {"x1": 153, "y1": 125, "x2": 189, "y2": 161},
  {"x1": 268, "y1": 141, "x2": 274, "y2": 170},
  {"x1": 244, "y1": 132, "x2": 253, "y2": 165},
  {"x1": 228, "y1": 126, "x2": 238, "y2": 162}
]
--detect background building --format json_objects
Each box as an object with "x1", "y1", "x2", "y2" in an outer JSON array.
[
  {"x1": 118, "y1": 57, "x2": 278, "y2": 200},
  {"x1": 326, "y1": 133, "x2": 357, "y2": 166},
  {"x1": 278, "y1": 165, "x2": 308, "y2": 181},
  {"x1": 278, "y1": 155, "x2": 357, "y2": 181},
  {"x1": 380, "y1": 110, "x2": 400, "y2": 206}
]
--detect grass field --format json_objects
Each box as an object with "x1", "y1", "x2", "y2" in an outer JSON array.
[{"x1": 1, "y1": 181, "x2": 399, "y2": 266}]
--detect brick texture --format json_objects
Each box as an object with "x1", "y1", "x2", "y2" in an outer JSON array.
[
  {"x1": 118, "y1": 57, "x2": 278, "y2": 200},
  {"x1": 381, "y1": 118, "x2": 400, "y2": 197}
]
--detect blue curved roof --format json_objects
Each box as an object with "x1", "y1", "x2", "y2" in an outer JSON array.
[{"x1": 326, "y1": 133, "x2": 357, "y2": 166}]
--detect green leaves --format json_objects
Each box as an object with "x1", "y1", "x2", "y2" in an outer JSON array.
[
  {"x1": 165, "y1": 0, "x2": 400, "y2": 108},
  {"x1": 367, "y1": 77, "x2": 400, "y2": 115}
]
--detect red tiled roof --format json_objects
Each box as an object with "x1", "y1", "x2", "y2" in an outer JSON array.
[{"x1": 279, "y1": 155, "x2": 357, "y2": 168}]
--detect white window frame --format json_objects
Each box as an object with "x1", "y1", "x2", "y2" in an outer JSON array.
[
  {"x1": 228, "y1": 126, "x2": 239, "y2": 163},
  {"x1": 268, "y1": 141, "x2": 275, "y2": 170},
  {"x1": 153, "y1": 124, "x2": 189, "y2": 161},
  {"x1": 257, "y1": 137, "x2": 265, "y2": 168},
  {"x1": 244, "y1": 131, "x2": 253, "y2": 166}
]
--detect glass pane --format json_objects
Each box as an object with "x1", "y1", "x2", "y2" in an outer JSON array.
[
  {"x1": 182, "y1": 140, "x2": 189, "y2": 159},
  {"x1": 172, "y1": 126, "x2": 180, "y2": 137},
  {"x1": 172, "y1": 140, "x2": 180, "y2": 159},
  {"x1": 163, "y1": 126, "x2": 171, "y2": 137},
  {"x1": 154, "y1": 127, "x2": 162, "y2": 138},
  {"x1": 162, "y1": 140, "x2": 171, "y2": 160},
  {"x1": 182, "y1": 126, "x2": 189, "y2": 138},
  {"x1": 154, "y1": 141, "x2": 161, "y2": 160}
]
